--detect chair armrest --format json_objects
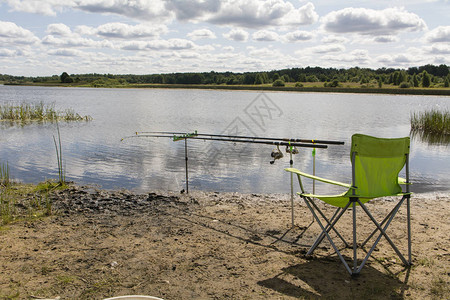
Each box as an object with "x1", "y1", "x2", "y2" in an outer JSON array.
[
  {"x1": 398, "y1": 177, "x2": 412, "y2": 185},
  {"x1": 285, "y1": 168, "x2": 353, "y2": 188}
]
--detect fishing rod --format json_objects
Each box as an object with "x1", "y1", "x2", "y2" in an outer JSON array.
[
  {"x1": 125, "y1": 133, "x2": 328, "y2": 149},
  {"x1": 135, "y1": 130, "x2": 344, "y2": 145}
]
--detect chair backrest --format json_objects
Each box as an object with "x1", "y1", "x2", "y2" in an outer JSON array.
[{"x1": 350, "y1": 134, "x2": 410, "y2": 198}]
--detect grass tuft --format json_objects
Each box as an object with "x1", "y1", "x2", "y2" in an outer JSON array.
[
  {"x1": 1, "y1": 162, "x2": 11, "y2": 187},
  {"x1": 0, "y1": 101, "x2": 92, "y2": 124},
  {"x1": 411, "y1": 109, "x2": 450, "y2": 144},
  {"x1": 411, "y1": 109, "x2": 449, "y2": 135}
]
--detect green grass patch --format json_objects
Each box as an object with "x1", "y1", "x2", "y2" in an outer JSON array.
[
  {"x1": 0, "y1": 180, "x2": 68, "y2": 226},
  {"x1": 411, "y1": 109, "x2": 450, "y2": 135},
  {"x1": 0, "y1": 101, "x2": 92, "y2": 124},
  {"x1": 1, "y1": 162, "x2": 11, "y2": 187},
  {"x1": 411, "y1": 109, "x2": 450, "y2": 144}
]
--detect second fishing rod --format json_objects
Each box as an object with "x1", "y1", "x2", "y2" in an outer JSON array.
[
  {"x1": 129, "y1": 133, "x2": 328, "y2": 149},
  {"x1": 136, "y1": 130, "x2": 344, "y2": 145}
]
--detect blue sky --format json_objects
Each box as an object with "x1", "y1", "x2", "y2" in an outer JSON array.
[{"x1": 0, "y1": 0, "x2": 449, "y2": 76}]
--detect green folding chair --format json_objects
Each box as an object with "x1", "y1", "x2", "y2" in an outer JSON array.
[{"x1": 285, "y1": 134, "x2": 412, "y2": 276}]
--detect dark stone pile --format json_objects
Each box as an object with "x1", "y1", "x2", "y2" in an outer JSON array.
[{"x1": 50, "y1": 185, "x2": 180, "y2": 215}]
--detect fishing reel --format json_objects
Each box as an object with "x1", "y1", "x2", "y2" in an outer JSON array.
[
  {"x1": 286, "y1": 145, "x2": 299, "y2": 154},
  {"x1": 270, "y1": 144, "x2": 300, "y2": 164},
  {"x1": 270, "y1": 145, "x2": 284, "y2": 164}
]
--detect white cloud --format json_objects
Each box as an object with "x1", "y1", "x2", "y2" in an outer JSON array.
[
  {"x1": 47, "y1": 23, "x2": 72, "y2": 36},
  {"x1": 120, "y1": 39, "x2": 196, "y2": 51},
  {"x1": 165, "y1": 0, "x2": 220, "y2": 21},
  {"x1": 425, "y1": 26, "x2": 450, "y2": 43},
  {"x1": 75, "y1": 0, "x2": 172, "y2": 22},
  {"x1": 187, "y1": 29, "x2": 217, "y2": 40},
  {"x1": 0, "y1": 49, "x2": 17, "y2": 57},
  {"x1": 247, "y1": 46, "x2": 280, "y2": 57},
  {"x1": 308, "y1": 44, "x2": 345, "y2": 54},
  {"x1": 376, "y1": 53, "x2": 415, "y2": 65},
  {"x1": 321, "y1": 36, "x2": 349, "y2": 44},
  {"x1": 373, "y1": 36, "x2": 398, "y2": 43},
  {"x1": 91, "y1": 22, "x2": 167, "y2": 39},
  {"x1": 252, "y1": 30, "x2": 279, "y2": 42},
  {"x1": 3, "y1": 0, "x2": 73, "y2": 16},
  {"x1": 0, "y1": 21, "x2": 39, "y2": 45},
  {"x1": 42, "y1": 35, "x2": 100, "y2": 47},
  {"x1": 48, "y1": 48, "x2": 84, "y2": 57},
  {"x1": 321, "y1": 7, "x2": 427, "y2": 36},
  {"x1": 322, "y1": 49, "x2": 371, "y2": 64},
  {"x1": 283, "y1": 30, "x2": 313, "y2": 42},
  {"x1": 176, "y1": 51, "x2": 201, "y2": 59},
  {"x1": 223, "y1": 28, "x2": 249, "y2": 42},
  {"x1": 426, "y1": 44, "x2": 450, "y2": 54},
  {"x1": 209, "y1": 0, "x2": 318, "y2": 28},
  {"x1": 280, "y1": 2, "x2": 318, "y2": 27},
  {"x1": 222, "y1": 46, "x2": 235, "y2": 51}
]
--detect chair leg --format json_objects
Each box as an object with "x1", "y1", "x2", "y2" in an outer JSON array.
[
  {"x1": 308, "y1": 200, "x2": 350, "y2": 248},
  {"x1": 303, "y1": 199, "x2": 354, "y2": 275},
  {"x1": 355, "y1": 198, "x2": 409, "y2": 274},
  {"x1": 305, "y1": 198, "x2": 350, "y2": 254},
  {"x1": 353, "y1": 201, "x2": 357, "y2": 272},
  {"x1": 407, "y1": 195, "x2": 412, "y2": 264},
  {"x1": 361, "y1": 200, "x2": 401, "y2": 247}
]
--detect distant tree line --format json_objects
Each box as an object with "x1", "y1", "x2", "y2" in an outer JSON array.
[{"x1": 1, "y1": 64, "x2": 449, "y2": 88}]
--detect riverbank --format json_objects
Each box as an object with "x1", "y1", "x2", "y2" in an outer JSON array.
[
  {"x1": 3, "y1": 82, "x2": 450, "y2": 96},
  {"x1": 0, "y1": 185, "x2": 448, "y2": 299}
]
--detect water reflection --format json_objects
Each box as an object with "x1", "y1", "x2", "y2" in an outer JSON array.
[
  {"x1": 410, "y1": 129, "x2": 450, "y2": 145},
  {"x1": 0, "y1": 85, "x2": 449, "y2": 195}
]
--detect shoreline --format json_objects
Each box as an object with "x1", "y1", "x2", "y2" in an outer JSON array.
[
  {"x1": 1, "y1": 185, "x2": 449, "y2": 299},
  {"x1": 3, "y1": 82, "x2": 450, "y2": 96}
]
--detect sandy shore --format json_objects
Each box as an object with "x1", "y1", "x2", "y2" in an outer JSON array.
[{"x1": 0, "y1": 186, "x2": 449, "y2": 299}]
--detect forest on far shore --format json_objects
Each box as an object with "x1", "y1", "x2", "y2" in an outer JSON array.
[{"x1": 1, "y1": 64, "x2": 449, "y2": 90}]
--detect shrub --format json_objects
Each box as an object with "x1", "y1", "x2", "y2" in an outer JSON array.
[
  {"x1": 399, "y1": 82, "x2": 410, "y2": 88},
  {"x1": 272, "y1": 79, "x2": 285, "y2": 87},
  {"x1": 323, "y1": 80, "x2": 339, "y2": 87},
  {"x1": 295, "y1": 82, "x2": 303, "y2": 87}
]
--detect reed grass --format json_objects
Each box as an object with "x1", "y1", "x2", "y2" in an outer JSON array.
[
  {"x1": 0, "y1": 101, "x2": 92, "y2": 124},
  {"x1": 0, "y1": 162, "x2": 11, "y2": 187},
  {"x1": 53, "y1": 122, "x2": 65, "y2": 185},
  {"x1": 411, "y1": 109, "x2": 449, "y2": 134},
  {"x1": 411, "y1": 109, "x2": 450, "y2": 144}
]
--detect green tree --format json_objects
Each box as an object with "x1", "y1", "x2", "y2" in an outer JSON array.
[
  {"x1": 444, "y1": 76, "x2": 449, "y2": 87},
  {"x1": 412, "y1": 74, "x2": 419, "y2": 87},
  {"x1": 60, "y1": 72, "x2": 73, "y2": 83},
  {"x1": 282, "y1": 74, "x2": 290, "y2": 82},
  {"x1": 254, "y1": 74, "x2": 264, "y2": 85},
  {"x1": 298, "y1": 73, "x2": 306, "y2": 82},
  {"x1": 153, "y1": 74, "x2": 165, "y2": 84},
  {"x1": 272, "y1": 73, "x2": 280, "y2": 81},
  {"x1": 422, "y1": 71, "x2": 431, "y2": 87}
]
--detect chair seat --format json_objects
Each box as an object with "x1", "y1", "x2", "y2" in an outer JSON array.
[
  {"x1": 298, "y1": 192, "x2": 372, "y2": 208},
  {"x1": 299, "y1": 191, "x2": 412, "y2": 208}
]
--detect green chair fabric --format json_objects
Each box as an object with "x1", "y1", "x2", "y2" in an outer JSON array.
[
  {"x1": 286, "y1": 134, "x2": 411, "y2": 207},
  {"x1": 285, "y1": 133, "x2": 412, "y2": 275}
]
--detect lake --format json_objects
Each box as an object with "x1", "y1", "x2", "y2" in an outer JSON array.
[{"x1": 0, "y1": 85, "x2": 449, "y2": 195}]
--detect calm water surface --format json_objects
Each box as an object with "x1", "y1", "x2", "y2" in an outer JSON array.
[{"x1": 1, "y1": 85, "x2": 449, "y2": 195}]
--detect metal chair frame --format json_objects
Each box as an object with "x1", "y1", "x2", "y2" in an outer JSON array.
[{"x1": 292, "y1": 145, "x2": 412, "y2": 276}]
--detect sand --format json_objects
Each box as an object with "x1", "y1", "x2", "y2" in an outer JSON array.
[{"x1": 0, "y1": 186, "x2": 449, "y2": 299}]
